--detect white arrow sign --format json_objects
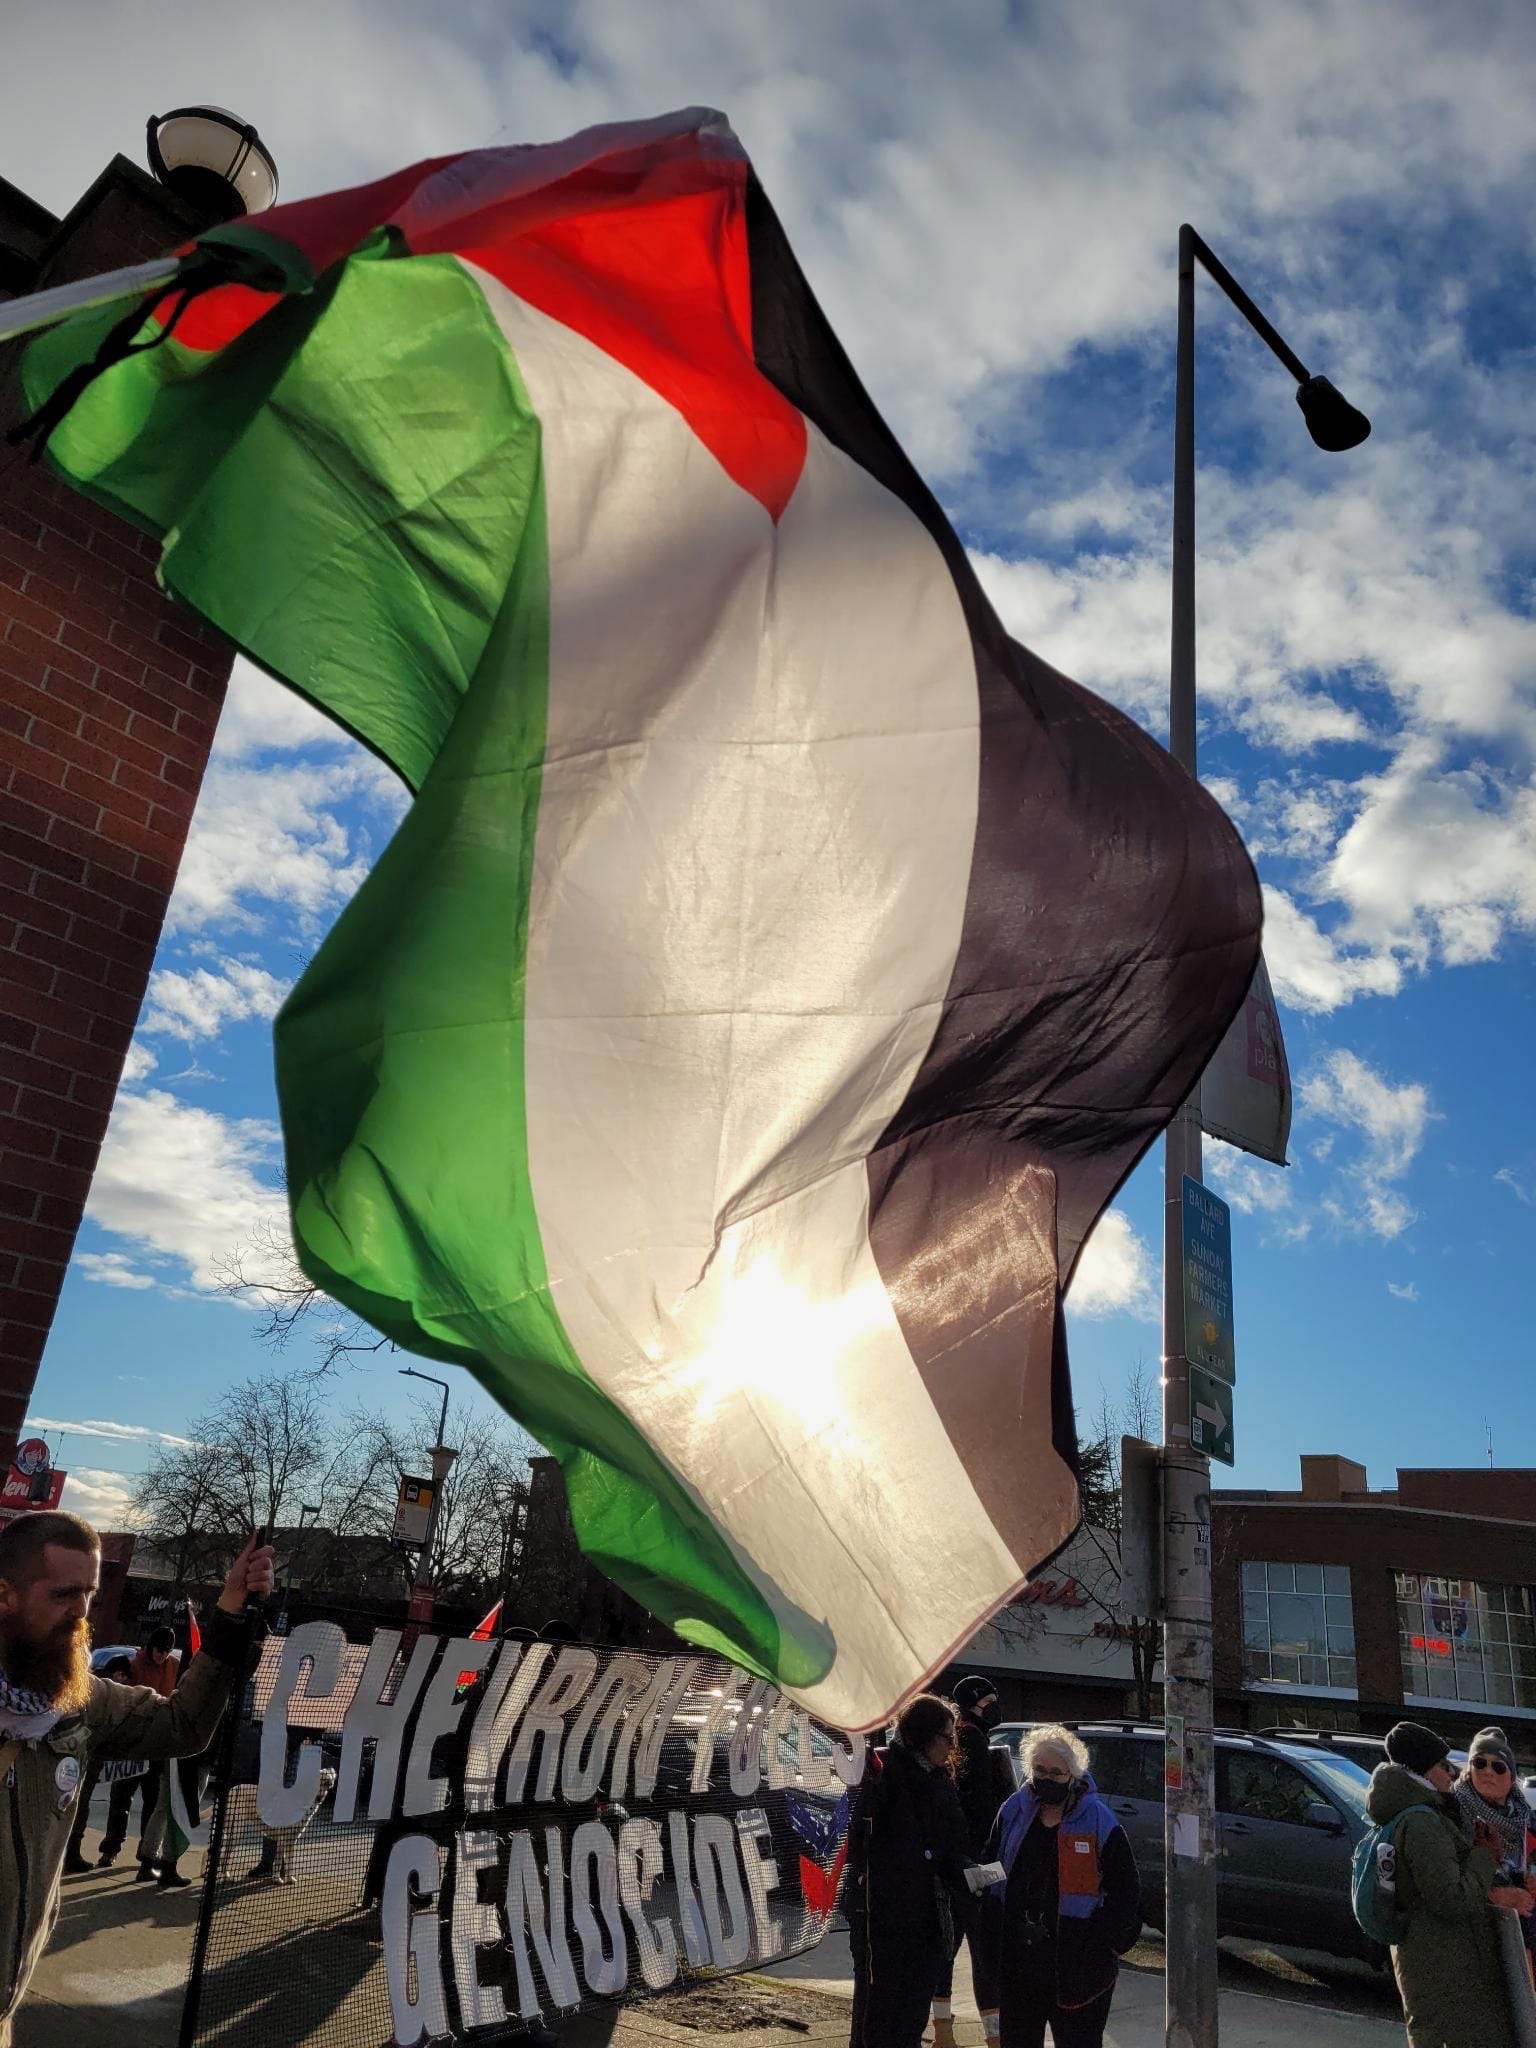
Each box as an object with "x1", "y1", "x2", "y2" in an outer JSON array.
[{"x1": 1194, "y1": 1388, "x2": 1228, "y2": 1435}]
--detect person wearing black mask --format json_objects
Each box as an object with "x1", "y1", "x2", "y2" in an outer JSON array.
[
  {"x1": 932, "y1": 1678, "x2": 1014, "y2": 2048},
  {"x1": 977, "y1": 1726, "x2": 1140, "y2": 2048}
]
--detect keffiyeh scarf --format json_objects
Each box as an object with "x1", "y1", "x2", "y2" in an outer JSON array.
[
  {"x1": 1456, "y1": 1778, "x2": 1532, "y2": 1872},
  {"x1": 0, "y1": 1663, "x2": 63, "y2": 1744}
]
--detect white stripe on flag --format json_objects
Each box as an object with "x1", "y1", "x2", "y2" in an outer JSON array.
[{"x1": 469, "y1": 269, "x2": 1021, "y2": 1727}]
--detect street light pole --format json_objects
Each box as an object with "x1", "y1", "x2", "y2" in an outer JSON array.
[
  {"x1": 1161, "y1": 224, "x2": 1369, "y2": 2048},
  {"x1": 399, "y1": 1367, "x2": 456, "y2": 1620}
]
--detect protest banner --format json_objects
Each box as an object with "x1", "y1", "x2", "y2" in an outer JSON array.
[{"x1": 182, "y1": 1624, "x2": 861, "y2": 2047}]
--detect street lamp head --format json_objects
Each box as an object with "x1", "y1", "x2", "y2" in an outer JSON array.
[
  {"x1": 1296, "y1": 375, "x2": 1371, "y2": 453},
  {"x1": 146, "y1": 108, "x2": 279, "y2": 224}
]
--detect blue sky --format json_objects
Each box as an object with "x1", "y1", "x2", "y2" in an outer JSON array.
[{"x1": 7, "y1": 0, "x2": 1535, "y2": 1527}]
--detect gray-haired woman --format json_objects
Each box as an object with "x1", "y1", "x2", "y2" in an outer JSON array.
[{"x1": 978, "y1": 1725, "x2": 1141, "y2": 2048}]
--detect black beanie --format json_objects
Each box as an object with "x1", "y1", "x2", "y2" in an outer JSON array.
[
  {"x1": 952, "y1": 1675, "x2": 998, "y2": 1716},
  {"x1": 1386, "y1": 1720, "x2": 1451, "y2": 1777}
]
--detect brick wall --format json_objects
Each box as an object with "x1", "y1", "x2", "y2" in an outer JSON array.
[
  {"x1": 1213, "y1": 1497, "x2": 1536, "y2": 1738},
  {"x1": 0, "y1": 159, "x2": 234, "y2": 1467}
]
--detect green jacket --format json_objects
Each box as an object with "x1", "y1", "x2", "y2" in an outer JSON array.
[
  {"x1": 1, "y1": 1609, "x2": 252, "y2": 2042},
  {"x1": 1367, "y1": 1761, "x2": 1513, "y2": 2048}
]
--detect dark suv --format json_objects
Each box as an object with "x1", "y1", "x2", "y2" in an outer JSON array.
[{"x1": 992, "y1": 1721, "x2": 1382, "y2": 1963}]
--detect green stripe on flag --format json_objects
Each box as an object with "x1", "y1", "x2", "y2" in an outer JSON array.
[{"x1": 23, "y1": 237, "x2": 831, "y2": 1691}]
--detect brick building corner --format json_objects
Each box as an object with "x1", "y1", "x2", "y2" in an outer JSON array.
[{"x1": 1, "y1": 157, "x2": 238, "y2": 1465}]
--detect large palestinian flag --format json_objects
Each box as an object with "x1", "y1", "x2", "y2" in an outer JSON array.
[{"x1": 23, "y1": 110, "x2": 1260, "y2": 1728}]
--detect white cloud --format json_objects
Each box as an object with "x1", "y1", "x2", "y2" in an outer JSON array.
[
  {"x1": 1495, "y1": 1167, "x2": 1532, "y2": 1205},
  {"x1": 1323, "y1": 744, "x2": 1536, "y2": 966},
  {"x1": 1301, "y1": 1049, "x2": 1436, "y2": 1239},
  {"x1": 1261, "y1": 888, "x2": 1404, "y2": 1016},
  {"x1": 75, "y1": 1251, "x2": 156, "y2": 1291},
  {"x1": 1204, "y1": 1137, "x2": 1308, "y2": 1243},
  {"x1": 60, "y1": 1467, "x2": 143, "y2": 1530},
  {"x1": 1387, "y1": 1281, "x2": 1419, "y2": 1301},
  {"x1": 213, "y1": 657, "x2": 354, "y2": 762},
  {"x1": 1065, "y1": 1208, "x2": 1159, "y2": 1321},
  {"x1": 27, "y1": 1415, "x2": 198, "y2": 1450},
  {"x1": 121, "y1": 1041, "x2": 158, "y2": 1084},
  {"x1": 83, "y1": 1089, "x2": 289, "y2": 1294},
  {"x1": 142, "y1": 959, "x2": 292, "y2": 1044},
  {"x1": 167, "y1": 758, "x2": 389, "y2": 937}
]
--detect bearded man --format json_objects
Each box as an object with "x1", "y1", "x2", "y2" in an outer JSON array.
[{"x1": 0, "y1": 1511, "x2": 274, "y2": 2044}]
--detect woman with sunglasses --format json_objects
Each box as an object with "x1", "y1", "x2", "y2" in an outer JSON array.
[
  {"x1": 1455, "y1": 1728, "x2": 1534, "y2": 1891},
  {"x1": 1455, "y1": 1726, "x2": 1536, "y2": 2011},
  {"x1": 845, "y1": 1693, "x2": 978, "y2": 2048}
]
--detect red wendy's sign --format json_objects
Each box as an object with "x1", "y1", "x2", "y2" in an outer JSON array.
[
  {"x1": 0, "y1": 1463, "x2": 66, "y2": 1520},
  {"x1": 1017, "y1": 1574, "x2": 1089, "y2": 1609}
]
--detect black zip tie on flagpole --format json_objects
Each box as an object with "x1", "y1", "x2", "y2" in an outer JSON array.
[{"x1": 5, "y1": 253, "x2": 232, "y2": 463}]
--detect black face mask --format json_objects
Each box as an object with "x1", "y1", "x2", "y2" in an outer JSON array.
[
  {"x1": 976, "y1": 1700, "x2": 1002, "y2": 1731},
  {"x1": 1030, "y1": 1774, "x2": 1072, "y2": 1807}
]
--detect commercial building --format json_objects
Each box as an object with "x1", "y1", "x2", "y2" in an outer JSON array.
[
  {"x1": 947, "y1": 1454, "x2": 1536, "y2": 1764},
  {"x1": 1213, "y1": 1454, "x2": 1536, "y2": 1759}
]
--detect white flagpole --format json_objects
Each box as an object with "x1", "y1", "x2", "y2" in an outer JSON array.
[{"x1": 0, "y1": 255, "x2": 184, "y2": 346}]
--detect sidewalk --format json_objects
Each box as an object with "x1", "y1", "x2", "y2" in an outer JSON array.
[
  {"x1": 767, "y1": 1929, "x2": 1404, "y2": 2047},
  {"x1": 19, "y1": 1859, "x2": 1403, "y2": 2048}
]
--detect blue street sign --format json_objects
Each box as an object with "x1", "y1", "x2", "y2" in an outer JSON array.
[{"x1": 1182, "y1": 1175, "x2": 1234, "y2": 1384}]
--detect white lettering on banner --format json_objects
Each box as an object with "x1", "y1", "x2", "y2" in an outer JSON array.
[
  {"x1": 793, "y1": 1709, "x2": 835, "y2": 1791},
  {"x1": 611, "y1": 1655, "x2": 698, "y2": 1802},
  {"x1": 616, "y1": 1818, "x2": 678, "y2": 1991},
  {"x1": 504, "y1": 1828, "x2": 581, "y2": 2018},
  {"x1": 383, "y1": 1836, "x2": 450, "y2": 2048},
  {"x1": 465, "y1": 1643, "x2": 548, "y2": 1813},
  {"x1": 336, "y1": 1630, "x2": 440, "y2": 1825},
  {"x1": 833, "y1": 1728, "x2": 867, "y2": 1787},
  {"x1": 729, "y1": 1680, "x2": 774, "y2": 1796},
  {"x1": 694, "y1": 1811, "x2": 752, "y2": 1969},
  {"x1": 250, "y1": 1630, "x2": 857, "y2": 2044},
  {"x1": 404, "y1": 1637, "x2": 497, "y2": 1816},
  {"x1": 561, "y1": 1655, "x2": 652, "y2": 1804},
  {"x1": 735, "y1": 1808, "x2": 782, "y2": 1959},
  {"x1": 666, "y1": 1808, "x2": 712, "y2": 1967},
  {"x1": 258, "y1": 1620, "x2": 343, "y2": 1828},
  {"x1": 763, "y1": 1695, "x2": 799, "y2": 1790},
  {"x1": 570, "y1": 1820, "x2": 628, "y2": 1996},
  {"x1": 450, "y1": 1829, "x2": 508, "y2": 2032},
  {"x1": 690, "y1": 1682, "x2": 737, "y2": 1794},
  {"x1": 505, "y1": 1648, "x2": 600, "y2": 1805}
]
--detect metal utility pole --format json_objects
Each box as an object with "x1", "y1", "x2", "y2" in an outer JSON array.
[
  {"x1": 400, "y1": 1366, "x2": 456, "y2": 1622},
  {"x1": 1161, "y1": 224, "x2": 1369, "y2": 2048}
]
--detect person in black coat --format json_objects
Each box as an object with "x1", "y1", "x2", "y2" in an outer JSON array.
[
  {"x1": 978, "y1": 1726, "x2": 1141, "y2": 2048},
  {"x1": 931, "y1": 1677, "x2": 1014, "y2": 2046},
  {"x1": 846, "y1": 1693, "x2": 978, "y2": 2048}
]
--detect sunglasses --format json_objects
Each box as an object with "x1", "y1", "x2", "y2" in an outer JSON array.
[{"x1": 1472, "y1": 1757, "x2": 1512, "y2": 1777}]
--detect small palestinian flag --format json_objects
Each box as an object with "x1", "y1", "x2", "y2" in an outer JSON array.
[{"x1": 23, "y1": 110, "x2": 1259, "y2": 1729}]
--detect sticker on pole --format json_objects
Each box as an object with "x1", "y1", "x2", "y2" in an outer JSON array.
[{"x1": 1181, "y1": 1176, "x2": 1234, "y2": 1383}]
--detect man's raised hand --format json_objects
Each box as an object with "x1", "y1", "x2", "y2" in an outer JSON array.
[{"x1": 216, "y1": 1530, "x2": 277, "y2": 1616}]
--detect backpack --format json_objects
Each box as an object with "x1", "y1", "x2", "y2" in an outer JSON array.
[{"x1": 1351, "y1": 1808, "x2": 1415, "y2": 1946}]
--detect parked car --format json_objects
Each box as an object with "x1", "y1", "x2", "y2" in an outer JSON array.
[
  {"x1": 992, "y1": 1720, "x2": 1385, "y2": 1964},
  {"x1": 1259, "y1": 1724, "x2": 1536, "y2": 1809},
  {"x1": 89, "y1": 1644, "x2": 136, "y2": 1674}
]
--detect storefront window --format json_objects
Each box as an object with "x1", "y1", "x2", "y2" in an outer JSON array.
[
  {"x1": 1241, "y1": 1560, "x2": 1356, "y2": 1694},
  {"x1": 1396, "y1": 1574, "x2": 1536, "y2": 1711}
]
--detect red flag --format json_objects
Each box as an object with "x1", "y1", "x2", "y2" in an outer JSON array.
[
  {"x1": 186, "y1": 1601, "x2": 201, "y2": 1658},
  {"x1": 470, "y1": 1599, "x2": 503, "y2": 1642}
]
